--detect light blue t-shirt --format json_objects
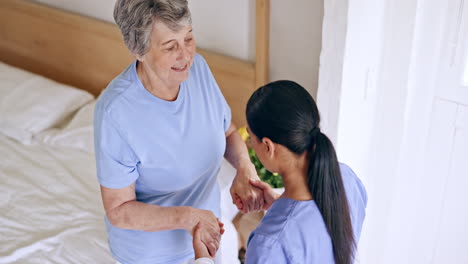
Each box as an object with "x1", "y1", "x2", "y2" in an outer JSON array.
[
  {"x1": 245, "y1": 163, "x2": 367, "y2": 264},
  {"x1": 94, "y1": 54, "x2": 231, "y2": 264}
]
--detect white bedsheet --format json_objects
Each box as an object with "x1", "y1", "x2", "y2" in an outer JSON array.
[
  {"x1": 0, "y1": 134, "x2": 239, "y2": 264},
  {"x1": 0, "y1": 134, "x2": 113, "y2": 264}
]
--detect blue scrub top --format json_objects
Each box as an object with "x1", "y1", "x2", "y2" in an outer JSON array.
[
  {"x1": 94, "y1": 54, "x2": 231, "y2": 264},
  {"x1": 245, "y1": 163, "x2": 367, "y2": 264}
]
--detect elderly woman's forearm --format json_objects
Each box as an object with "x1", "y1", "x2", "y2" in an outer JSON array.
[
  {"x1": 224, "y1": 123, "x2": 252, "y2": 170},
  {"x1": 107, "y1": 201, "x2": 192, "y2": 232}
]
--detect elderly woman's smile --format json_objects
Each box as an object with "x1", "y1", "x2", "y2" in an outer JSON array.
[{"x1": 171, "y1": 65, "x2": 187, "y2": 71}]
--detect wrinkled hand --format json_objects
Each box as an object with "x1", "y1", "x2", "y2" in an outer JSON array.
[
  {"x1": 189, "y1": 209, "x2": 224, "y2": 257},
  {"x1": 193, "y1": 223, "x2": 210, "y2": 259},
  {"x1": 193, "y1": 221, "x2": 224, "y2": 260},
  {"x1": 230, "y1": 164, "x2": 264, "y2": 213},
  {"x1": 249, "y1": 179, "x2": 281, "y2": 210}
]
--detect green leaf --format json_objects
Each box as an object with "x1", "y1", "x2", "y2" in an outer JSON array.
[{"x1": 248, "y1": 147, "x2": 284, "y2": 188}]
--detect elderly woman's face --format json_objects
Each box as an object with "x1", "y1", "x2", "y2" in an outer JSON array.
[{"x1": 141, "y1": 21, "x2": 195, "y2": 86}]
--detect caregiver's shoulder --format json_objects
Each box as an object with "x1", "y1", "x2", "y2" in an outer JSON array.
[{"x1": 339, "y1": 162, "x2": 367, "y2": 205}]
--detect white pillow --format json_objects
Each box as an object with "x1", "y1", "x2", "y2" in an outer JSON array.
[
  {"x1": 0, "y1": 62, "x2": 94, "y2": 144},
  {"x1": 36, "y1": 100, "x2": 96, "y2": 153},
  {"x1": 0, "y1": 62, "x2": 38, "y2": 96}
]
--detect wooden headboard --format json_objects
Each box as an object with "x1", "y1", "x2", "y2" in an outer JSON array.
[{"x1": 0, "y1": 0, "x2": 269, "y2": 126}]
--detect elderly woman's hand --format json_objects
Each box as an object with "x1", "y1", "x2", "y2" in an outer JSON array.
[
  {"x1": 230, "y1": 163, "x2": 265, "y2": 213},
  {"x1": 185, "y1": 208, "x2": 224, "y2": 257}
]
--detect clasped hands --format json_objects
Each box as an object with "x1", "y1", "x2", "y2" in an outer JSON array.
[{"x1": 192, "y1": 163, "x2": 280, "y2": 259}]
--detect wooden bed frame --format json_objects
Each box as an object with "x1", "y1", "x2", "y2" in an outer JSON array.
[{"x1": 0, "y1": 0, "x2": 269, "y2": 126}]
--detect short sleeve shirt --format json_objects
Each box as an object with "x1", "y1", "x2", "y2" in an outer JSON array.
[{"x1": 94, "y1": 54, "x2": 231, "y2": 264}]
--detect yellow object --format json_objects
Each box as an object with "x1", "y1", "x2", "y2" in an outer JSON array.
[{"x1": 238, "y1": 126, "x2": 249, "y2": 142}]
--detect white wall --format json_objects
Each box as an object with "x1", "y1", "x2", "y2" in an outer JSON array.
[
  {"x1": 269, "y1": 0, "x2": 323, "y2": 97},
  {"x1": 32, "y1": 0, "x2": 323, "y2": 96}
]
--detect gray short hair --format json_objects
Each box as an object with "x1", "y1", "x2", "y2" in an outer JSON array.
[{"x1": 114, "y1": 0, "x2": 192, "y2": 56}]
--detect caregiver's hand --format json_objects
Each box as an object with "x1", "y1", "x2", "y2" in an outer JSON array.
[
  {"x1": 193, "y1": 223, "x2": 212, "y2": 260},
  {"x1": 230, "y1": 163, "x2": 264, "y2": 213},
  {"x1": 249, "y1": 179, "x2": 281, "y2": 210},
  {"x1": 185, "y1": 208, "x2": 224, "y2": 257}
]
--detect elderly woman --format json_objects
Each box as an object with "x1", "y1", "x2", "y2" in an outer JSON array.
[{"x1": 93, "y1": 0, "x2": 263, "y2": 263}]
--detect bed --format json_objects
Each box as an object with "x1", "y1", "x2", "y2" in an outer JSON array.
[{"x1": 0, "y1": 0, "x2": 270, "y2": 263}]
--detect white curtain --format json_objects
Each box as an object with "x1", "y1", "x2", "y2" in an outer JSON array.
[{"x1": 318, "y1": 0, "x2": 468, "y2": 263}]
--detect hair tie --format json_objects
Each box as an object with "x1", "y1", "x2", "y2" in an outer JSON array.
[{"x1": 309, "y1": 127, "x2": 321, "y2": 139}]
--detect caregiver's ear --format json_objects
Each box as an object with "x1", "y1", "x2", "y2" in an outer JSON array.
[{"x1": 262, "y1": 137, "x2": 276, "y2": 158}]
